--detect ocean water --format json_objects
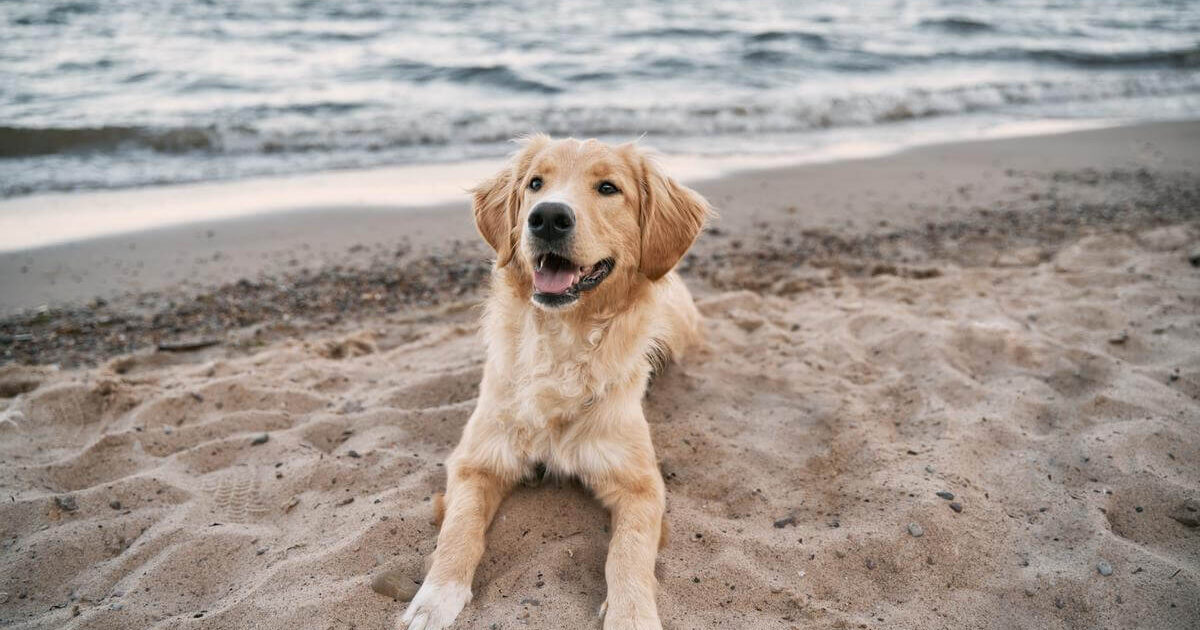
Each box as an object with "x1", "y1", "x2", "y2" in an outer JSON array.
[{"x1": 1, "y1": 0, "x2": 1198, "y2": 198}]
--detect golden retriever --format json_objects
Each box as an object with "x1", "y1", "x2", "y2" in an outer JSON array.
[{"x1": 400, "y1": 135, "x2": 712, "y2": 630}]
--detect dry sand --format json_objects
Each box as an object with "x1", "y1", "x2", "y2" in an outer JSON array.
[{"x1": 1, "y1": 123, "x2": 1199, "y2": 629}]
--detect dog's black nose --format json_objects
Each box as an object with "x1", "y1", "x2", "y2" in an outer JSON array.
[{"x1": 527, "y1": 202, "x2": 574, "y2": 242}]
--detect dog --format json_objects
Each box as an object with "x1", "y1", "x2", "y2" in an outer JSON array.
[{"x1": 399, "y1": 135, "x2": 713, "y2": 630}]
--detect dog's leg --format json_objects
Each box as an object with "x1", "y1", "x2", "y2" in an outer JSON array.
[
  {"x1": 589, "y1": 455, "x2": 666, "y2": 630},
  {"x1": 400, "y1": 463, "x2": 511, "y2": 630}
]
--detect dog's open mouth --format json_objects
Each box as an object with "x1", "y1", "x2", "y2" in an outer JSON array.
[{"x1": 532, "y1": 253, "x2": 614, "y2": 306}]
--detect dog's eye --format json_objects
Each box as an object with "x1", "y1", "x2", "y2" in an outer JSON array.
[
  {"x1": 528, "y1": 177, "x2": 543, "y2": 191},
  {"x1": 597, "y1": 181, "x2": 619, "y2": 196}
]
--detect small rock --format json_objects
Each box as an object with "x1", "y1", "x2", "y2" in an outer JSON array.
[
  {"x1": 1097, "y1": 562, "x2": 1113, "y2": 576},
  {"x1": 865, "y1": 558, "x2": 876, "y2": 570},
  {"x1": 256, "y1": 547, "x2": 268, "y2": 556},
  {"x1": 163, "y1": 425, "x2": 173, "y2": 435},
  {"x1": 1108, "y1": 331, "x2": 1129, "y2": 345},
  {"x1": 924, "y1": 465, "x2": 935, "y2": 473},
  {"x1": 1055, "y1": 597, "x2": 1065, "y2": 609},
  {"x1": 109, "y1": 500, "x2": 122, "y2": 510},
  {"x1": 337, "y1": 497, "x2": 354, "y2": 507},
  {"x1": 1023, "y1": 587, "x2": 1036, "y2": 597},
  {"x1": 935, "y1": 491, "x2": 954, "y2": 500},
  {"x1": 949, "y1": 502, "x2": 963, "y2": 513},
  {"x1": 1169, "y1": 499, "x2": 1199, "y2": 527},
  {"x1": 370, "y1": 570, "x2": 420, "y2": 602},
  {"x1": 0, "y1": 592, "x2": 7, "y2": 604},
  {"x1": 729, "y1": 309, "x2": 764, "y2": 333},
  {"x1": 1188, "y1": 250, "x2": 1200, "y2": 268},
  {"x1": 251, "y1": 433, "x2": 269, "y2": 446},
  {"x1": 157, "y1": 338, "x2": 221, "y2": 352},
  {"x1": 907, "y1": 522, "x2": 924, "y2": 538},
  {"x1": 773, "y1": 514, "x2": 796, "y2": 529},
  {"x1": 348, "y1": 450, "x2": 361, "y2": 459},
  {"x1": 54, "y1": 495, "x2": 78, "y2": 512}
]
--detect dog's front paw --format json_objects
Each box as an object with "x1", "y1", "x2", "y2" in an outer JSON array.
[{"x1": 398, "y1": 580, "x2": 471, "y2": 630}]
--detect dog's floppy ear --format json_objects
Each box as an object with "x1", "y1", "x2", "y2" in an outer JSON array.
[
  {"x1": 472, "y1": 134, "x2": 550, "y2": 267},
  {"x1": 638, "y1": 154, "x2": 713, "y2": 281}
]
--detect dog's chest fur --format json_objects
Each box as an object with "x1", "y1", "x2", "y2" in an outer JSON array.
[
  {"x1": 514, "y1": 315, "x2": 642, "y2": 421},
  {"x1": 485, "y1": 304, "x2": 654, "y2": 467}
]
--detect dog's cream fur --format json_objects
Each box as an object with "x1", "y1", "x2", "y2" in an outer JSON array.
[{"x1": 400, "y1": 135, "x2": 712, "y2": 630}]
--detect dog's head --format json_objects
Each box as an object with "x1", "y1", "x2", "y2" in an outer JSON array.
[{"x1": 472, "y1": 134, "x2": 712, "y2": 311}]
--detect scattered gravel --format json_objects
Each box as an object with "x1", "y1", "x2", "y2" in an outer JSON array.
[{"x1": 5, "y1": 168, "x2": 1197, "y2": 369}]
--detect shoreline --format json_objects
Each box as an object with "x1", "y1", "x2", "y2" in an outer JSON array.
[
  {"x1": 2, "y1": 119, "x2": 1197, "y2": 319},
  {"x1": 1, "y1": 121, "x2": 1198, "y2": 368}
]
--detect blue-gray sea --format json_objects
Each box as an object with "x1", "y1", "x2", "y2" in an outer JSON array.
[{"x1": 2, "y1": 0, "x2": 1198, "y2": 197}]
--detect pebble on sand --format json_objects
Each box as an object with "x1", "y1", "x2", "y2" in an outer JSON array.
[
  {"x1": 1169, "y1": 499, "x2": 1199, "y2": 527},
  {"x1": 251, "y1": 433, "x2": 269, "y2": 446},
  {"x1": 907, "y1": 522, "x2": 924, "y2": 537},
  {"x1": 1098, "y1": 562, "x2": 1113, "y2": 576},
  {"x1": 109, "y1": 500, "x2": 121, "y2": 510},
  {"x1": 935, "y1": 491, "x2": 954, "y2": 500},
  {"x1": 371, "y1": 571, "x2": 420, "y2": 602},
  {"x1": 54, "y1": 495, "x2": 78, "y2": 512},
  {"x1": 949, "y1": 502, "x2": 963, "y2": 513}
]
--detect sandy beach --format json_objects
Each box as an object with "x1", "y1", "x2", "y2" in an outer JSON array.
[{"x1": 1, "y1": 122, "x2": 1199, "y2": 629}]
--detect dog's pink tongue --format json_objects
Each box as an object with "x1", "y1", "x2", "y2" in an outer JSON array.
[{"x1": 533, "y1": 268, "x2": 576, "y2": 294}]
